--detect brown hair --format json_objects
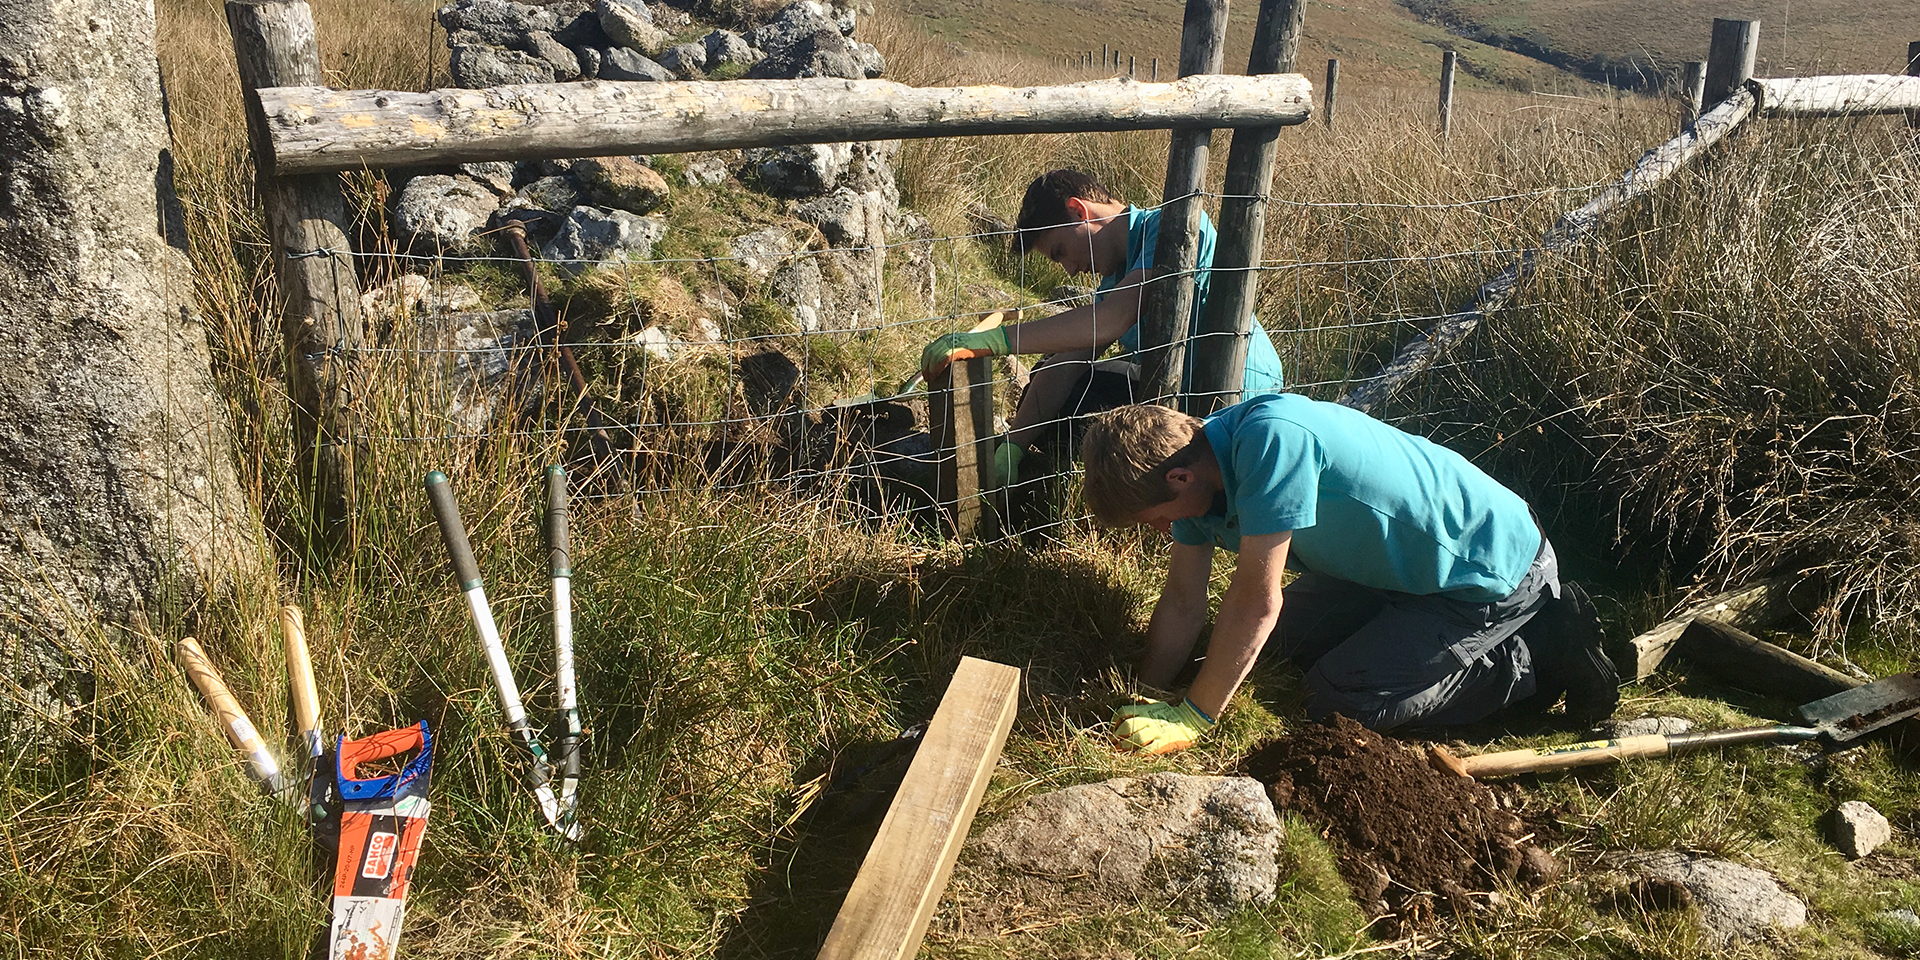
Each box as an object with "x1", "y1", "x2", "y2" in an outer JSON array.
[
  {"x1": 1014, "y1": 169, "x2": 1118, "y2": 256},
  {"x1": 1082, "y1": 404, "x2": 1209, "y2": 525}
]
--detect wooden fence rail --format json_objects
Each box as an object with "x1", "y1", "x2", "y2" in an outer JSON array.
[{"x1": 256, "y1": 74, "x2": 1311, "y2": 174}]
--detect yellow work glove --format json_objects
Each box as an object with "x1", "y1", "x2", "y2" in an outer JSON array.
[
  {"x1": 993, "y1": 441, "x2": 1027, "y2": 487},
  {"x1": 1112, "y1": 698, "x2": 1216, "y2": 755},
  {"x1": 919, "y1": 326, "x2": 1011, "y2": 379}
]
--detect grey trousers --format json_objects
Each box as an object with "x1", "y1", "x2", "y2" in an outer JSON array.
[{"x1": 1270, "y1": 538, "x2": 1560, "y2": 730}]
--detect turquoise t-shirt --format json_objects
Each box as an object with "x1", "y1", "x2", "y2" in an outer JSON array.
[
  {"x1": 1170, "y1": 393, "x2": 1542, "y2": 602},
  {"x1": 1099, "y1": 206, "x2": 1286, "y2": 397}
]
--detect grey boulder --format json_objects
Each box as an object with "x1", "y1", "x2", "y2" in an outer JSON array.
[
  {"x1": 704, "y1": 29, "x2": 759, "y2": 69},
  {"x1": 450, "y1": 44, "x2": 555, "y2": 86},
  {"x1": 793, "y1": 187, "x2": 888, "y2": 248},
  {"x1": 1623, "y1": 851, "x2": 1807, "y2": 947},
  {"x1": 394, "y1": 174, "x2": 501, "y2": 253},
  {"x1": 1611, "y1": 716, "x2": 1695, "y2": 738},
  {"x1": 745, "y1": 29, "x2": 881, "y2": 80},
  {"x1": 656, "y1": 42, "x2": 708, "y2": 78},
  {"x1": 728, "y1": 227, "x2": 797, "y2": 281},
  {"x1": 573, "y1": 156, "x2": 670, "y2": 214},
  {"x1": 541, "y1": 206, "x2": 669, "y2": 270},
  {"x1": 436, "y1": 0, "x2": 556, "y2": 47},
  {"x1": 600, "y1": 46, "x2": 672, "y2": 82},
  {"x1": 514, "y1": 174, "x2": 587, "y2": 212},
  {"x1": 595, "y1": 0, "x2": 667, "y2": 53},
  {"x1": 967, "y1": 773, "x2": 1282, "y2": 919},
  {"x1": 524, "y1": 31, "x2": 582, "y2": 79},
  {"x1": 1832, "y1": 800, "x2": 1892, "y2": 859}
]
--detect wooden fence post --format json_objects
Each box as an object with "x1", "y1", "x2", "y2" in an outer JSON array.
[
  {"x1": 1130, "y1": 55, "x2": 1136, "y2": 77},
  {"x1": 1438, "y1": 49, "x2": 1457, "y2": 138},
  {"x1": 1152, "y1": 57, "x2": 1159, "y2": 80},
  {"x1": 930, "y1": 357, "x2": 994, "y2": 538},
  {"x1": 1323, "y1": 58, "x2": 1340, "y2": 127},
  {"x1": 1137, "y1": 0, "x2": 1230, "y2": 406},
  {"x1": 226, "y1": 0, "x2": 362, "y2": 533},
  {"x1": 1704, "y1": 18, "x2": 1760, "y2": 107},
  {"x1": 1680, "y1": 60, "x2": 1707, "y2": 129},
  {"x1": 1907, "y1": 41, "x2": 1919, "y2": 128},
  {"x1": 1189, "y1": 0, "x2": 1303, "y2": 414}
]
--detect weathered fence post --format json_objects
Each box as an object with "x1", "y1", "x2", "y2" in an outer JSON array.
[
  {"x1": 930, "y1": 358, "x2": 995, "y2": 538},
  {"x1": 1438, "y1": 49, "x2": 1457, "y2": 138},
  {"x1": 1907, "y1": 41, "x2": 1919, "y2": 129},
  {"x1": 1680, "y1": 60, "x2": 1708, "y2": 128},
  {"x1": 1130, "y1": 55, "x2": 1136, "y2": 77},
  {"x1": 1324, "y1": 58, "x2": 1340, "y2": 127},
  {"x1": 1704, "y1": 18, "x2": 1760, "y2": 107},
  {"x1": 1103, "y1": 43, "x2": 1109, "y2": 68},
  {"x1": 1152, "y1": 57, "x2": 1159, "y2": 80},
  {"x1": 1137, "y1": 0, "x2": 1230, "y2": 406},
  {"x1": 1189, "y1": 0, "x2": 1303, "y2": 414},
  {"x1": 227, "y1": 0, "x2": 363, "y2": 533}
]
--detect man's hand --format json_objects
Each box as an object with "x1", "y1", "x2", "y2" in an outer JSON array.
[
  {"x1": 919, "y1": 326, "x2": 1010, "y2": 378},
  {"x1": 1112, "y1": 698, "x2": 1215, "y2": 755}
]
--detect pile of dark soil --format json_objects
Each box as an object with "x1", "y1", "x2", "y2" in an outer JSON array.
[{"x1": 1240, "y1": 715, "x2": 1555, "y2": 924}]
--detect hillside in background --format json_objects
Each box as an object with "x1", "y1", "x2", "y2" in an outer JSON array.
[
  {"x1": 1397, "y1": 0, "x2": 1917, "y2": 87},
  {"x1": 888, "y1": 0, "x2": 1599, "y2": 93},
  {"x1": 892, "y1": 0, "x2": 1915, "y2": 91}
]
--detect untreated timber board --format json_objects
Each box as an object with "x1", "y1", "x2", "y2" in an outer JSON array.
[
  {"x1": 257, "y1": 74, "x2": 1313, "y2": 174},
  {"x1": 817, "y1": 656, "x2": 1020, "y2": 960},
  {"x1": 1618, "y1": 576, "x2": 1799, "y2": 681},
  {"x1": 929, "y1": 356, "x2": 994, "y2": 539}
]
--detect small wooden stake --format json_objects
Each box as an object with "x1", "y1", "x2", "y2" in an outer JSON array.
[
  {"x1": 1680, "y1": 60, "x2": 1707, "y2": 128},
  {"x1": 817, "y1": 657, "x2": 1020, "y2": 960},
  {"x1": 929, "y1": 357, "x2": 994, "y2": 538},
  {"x1": 1907, "y1": 41, "x2": 1920, "y2": 128},
  {"x1": 1323, "y1": 58, "x2": 1340, "y2": 128},
  {"x1": 1677, "y1": 617, "x2": 1859, "y2": 701},
  {"x1": 1438, "y1": 49, "x2": 1457, "y2": 138}
]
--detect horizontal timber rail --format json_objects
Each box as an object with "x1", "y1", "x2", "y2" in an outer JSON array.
[
  {"x1": 1751, "y1": 74, "x2": 1920, "y2": 117},
  {"x1": 256, "y1": 74, "x2": 1313, "y2": 175}
]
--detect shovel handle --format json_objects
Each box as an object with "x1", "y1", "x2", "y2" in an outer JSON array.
[{"x1": 1435, "y1": 734, "x2": 1673, "y2": 778}]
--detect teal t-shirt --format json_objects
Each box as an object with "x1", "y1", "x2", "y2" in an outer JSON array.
[
  {"x1": 1100, "y1": 206, "x2": 1287, "y2": 397},
  {"x1": 1170, "y1": 394, "x2": 1542, "y2": 602}
]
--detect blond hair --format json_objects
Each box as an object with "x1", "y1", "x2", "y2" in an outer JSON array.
[{"x1": 1082, "y1": 404, "x2": 1209, "y2": 525}]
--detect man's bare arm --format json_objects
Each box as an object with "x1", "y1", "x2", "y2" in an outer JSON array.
[
  {"x1": 1139, "y1": 541, "x2": 1216, "y2": 690},
  {"x1": 999, "y1": 267, "x2": 1149, "y2": 356},
  {"x1": 1185, "y1": 531, "x2": 1291, "y2": 719}
]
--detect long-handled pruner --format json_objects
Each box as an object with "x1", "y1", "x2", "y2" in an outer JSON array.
[
  {"x1": 546, "y1": 464, "x2": 583, "y2": 833},
  {"x1": 426, "y1": 470, "x2": 581, "y2": 840}
]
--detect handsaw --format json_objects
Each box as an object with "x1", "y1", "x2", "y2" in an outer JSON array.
[
  {"x1": 327, "y1": 721, "x2": 434, "y2": 960},
  {"x1": 1430, "y1": 671, "x2": 1920, "y2": 779}
]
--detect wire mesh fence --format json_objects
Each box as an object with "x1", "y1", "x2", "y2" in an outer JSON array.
[{"x1": 325, "y1": 171, "x2": 1617, "y2": 535}]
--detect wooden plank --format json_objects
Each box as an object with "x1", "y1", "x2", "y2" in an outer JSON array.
[
  {"x1": 1189, "y1": 0, "x2": 1305, "y2": 415},
  {"x1": 1136, "y1": 0, "x2": 1231, "y2": 406},
  {"x1": 255, "y1": 74, "x2": 1313, "y2": 174},
  {"x1": 1676, "y1": 617, "x2": 1860, "y2": 701},
  {"x1": 929, "y1": 357, "x2": 994, "y2": 539},
  {"x1": 1341, "y1": 88, "x2": 1754, "y2": 412},
  {"x1": 1616, "y1": 576, "x2": 1799, "y2": 681},
  {"x1": 817, "y1": 657, "x2": 1020, "y2": 960},
  {"x1": 1751, "y1": 75, "x2": 1920, "y2": 118}
]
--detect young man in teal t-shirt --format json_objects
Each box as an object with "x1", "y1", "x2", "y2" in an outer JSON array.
[
  {"x1": 1080, "y1": 396, "x2": 1617, "y2": 753},
  {"x1": 918, "y1": 170, "x2": 1286, "y2": 486}
]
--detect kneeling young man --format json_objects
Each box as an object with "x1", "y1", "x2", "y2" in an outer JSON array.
[{"x1": 1082, "y1": 395, "x2": 1617, "y2": 753}]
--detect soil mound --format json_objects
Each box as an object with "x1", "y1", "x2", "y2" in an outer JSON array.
[{"x1": 1239, "y1": 715, "x2": 1539, "y2": 923}]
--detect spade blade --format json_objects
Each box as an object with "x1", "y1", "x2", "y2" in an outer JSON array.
[{"x1": 1798, "y1": 672, "x2": 1920, "y2": 744}]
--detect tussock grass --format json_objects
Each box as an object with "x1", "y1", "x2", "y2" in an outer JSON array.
[{"x1": 9, "y1": 0, "x2": 1916, "y2": 956}]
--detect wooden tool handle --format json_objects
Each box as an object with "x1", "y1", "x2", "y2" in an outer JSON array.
[
  {"x1": 176, "y1": 637, "x2": 285, "y2": 793},
  {"x1": 1449, "y1": 734, "x2": 1673, "y2": 778},
  {"x1": 280, "y1": 605, "x2": 322, "y2": 758}
]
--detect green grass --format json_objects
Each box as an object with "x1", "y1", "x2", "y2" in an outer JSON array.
[{"x1": 12, "y1": 0, "x2": 1918, "y2": 956}]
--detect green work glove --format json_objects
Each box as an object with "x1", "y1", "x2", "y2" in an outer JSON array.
[
  {"x1": 993, "y1": 441, "x2": 1027, "y2": 487},
  {"x1": 919, "y1": 326, "x2": 1011, "y2": 378},
  {"x1": 1112, "y1": 698, "x2": 1216, "y2": 755}
]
